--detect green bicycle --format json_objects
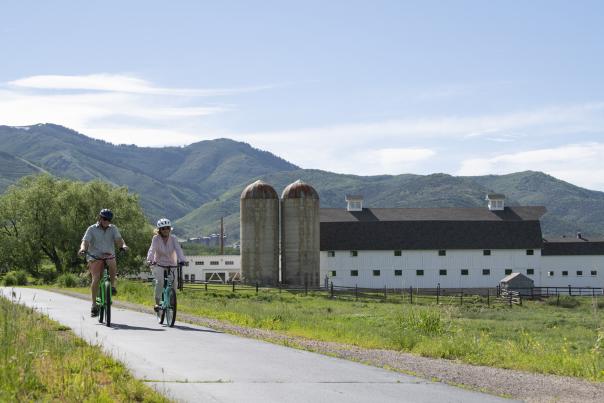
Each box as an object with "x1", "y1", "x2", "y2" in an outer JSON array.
[
  {"x1": 154, "y1": 264, "x2": 178, "y2": 327},
  {"x1": 86, "y1": 252, "x2": 115, "y2": 327}
]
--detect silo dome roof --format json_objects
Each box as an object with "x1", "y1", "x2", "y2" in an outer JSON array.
[
  {"x1": 241, "y1": 180, "x2": 278, "y2": 199},
  {"x1": 281, "y1": 180, "x2": 319, "y2": 200}
]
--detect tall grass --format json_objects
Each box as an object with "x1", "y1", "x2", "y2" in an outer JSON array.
[{"x1": 0, "y1": 294, "x2": 169, "y2": 402}]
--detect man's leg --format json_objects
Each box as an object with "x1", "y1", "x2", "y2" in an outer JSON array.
[
  {"x1": 89, "y1": 260, "x2": 103, "y2": 314},
  {"x1": 107, "y1": 258, "x2": 117, "y2": 288}
]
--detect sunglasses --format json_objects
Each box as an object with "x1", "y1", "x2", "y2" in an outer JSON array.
[
  {"x1": 100, "y1": 217, "x2": 111, "y2": 222},
  {"x1": 160, "y1": 227, "x2": 171, "y2": 231}
]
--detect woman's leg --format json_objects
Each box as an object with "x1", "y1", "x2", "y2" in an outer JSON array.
[{"x1": 152, "y1": 266, "x2": 164, "y2": 305}]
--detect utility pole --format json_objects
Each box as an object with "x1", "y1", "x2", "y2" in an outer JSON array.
[{"x1": 220, "y1": 216, "x2": 224, "y2": 255}]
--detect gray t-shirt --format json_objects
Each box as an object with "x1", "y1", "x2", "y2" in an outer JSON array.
[{"x1": 82, "y1": 223, "x2": 122, "y2": 259}]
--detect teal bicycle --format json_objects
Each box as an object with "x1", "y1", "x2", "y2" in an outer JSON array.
[
  {"x1": 86, "y1": 252, "x2": 115, "y2": 327},
  {"x1": 154, "y1": 264, "x2": 179, "y2": 327}
]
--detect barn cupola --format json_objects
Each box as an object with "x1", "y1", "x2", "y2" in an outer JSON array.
[
  {"x1": 345, "y1": 195, "x2": 364, "y2": 212},
  {"x1": 486, "y1": 193, "x2": 505, "y2": 211}
]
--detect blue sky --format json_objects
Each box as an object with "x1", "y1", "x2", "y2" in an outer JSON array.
[{"x1": 1, "y1": 1, "x2": 604, "y2": 190}]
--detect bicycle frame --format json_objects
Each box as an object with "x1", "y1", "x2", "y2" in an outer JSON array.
[
  {"x1": 155, "y1": 264, "x2": 178, "y2": 327},
  {"x1": 86, "y1": 252, "x2": 115, "y2": 327}
]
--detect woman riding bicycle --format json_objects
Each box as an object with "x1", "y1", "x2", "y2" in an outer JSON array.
[
  {"x1": 146, "y1": 218, "x2": 186, "y2": 312},
  {"x1": 79, "y1": 208, "x2": 128, "y2": 317}
]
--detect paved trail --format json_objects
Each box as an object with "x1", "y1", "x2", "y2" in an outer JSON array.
[{"x1": 1, "y1": 287, "x2": 514, "y2": 403}]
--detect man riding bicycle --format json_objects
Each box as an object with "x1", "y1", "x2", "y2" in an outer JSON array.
[
  {"x1": 79, "y1": 209, "x2": 128, "y2": 317},
  {"x1": 146, "y1": 218, "x2": 186, "y2": 312}
]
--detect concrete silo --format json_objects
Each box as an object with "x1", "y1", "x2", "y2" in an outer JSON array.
[
  {"x1": 240, "y1": 180, "x2": 280, "y2": 285},
  {"x1": 281, "y1": 180, "x2": 320, "y2": 286}
]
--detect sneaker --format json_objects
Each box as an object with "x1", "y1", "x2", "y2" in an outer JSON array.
[
  {"x1": 91, "y1": 306, "x2": 99, "y2": 317},
  {"x1": 111, "y1": 287, "x2": 118, "y2": 296}
]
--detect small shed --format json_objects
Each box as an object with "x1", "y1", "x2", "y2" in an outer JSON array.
[{"x1": 500, "y1": 272, "x2": 534, "y2": 293}]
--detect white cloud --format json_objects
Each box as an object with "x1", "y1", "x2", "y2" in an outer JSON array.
[
  {"x1": 457, "y1": 143, "x2": 604, "y2": 191},
  {"x1": 9, "y1": 74, "x2": 274, "y2": 96}
]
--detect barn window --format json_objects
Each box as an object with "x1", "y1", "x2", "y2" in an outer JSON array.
[
  {"x1": 482, "y1": 269, "x2": 490, "y2": 275},
  {"x1": 438, "y1": 250, "x2": 446, "y2": 256},
  {"x1": 184, "y1": 274, "x2": 190, "y2": 281},
  {"x1": 527, "y1": 268, "x2": 534, "y2": 275},
  {"x1": 416, "y1": 270, "x2": 424, "y2": 276},
  {"x1": 461, "y1": 269, "x2": 469, "y2": 276},
  {"x1": 483, "y1": 250, "x2": 491, "y2": 256},
  {"x1": 591, "y1": 270, "x2": 598, "y2": 276},
  {"x1": 505, "y1": 269, "x2": 512, "y2": 275},
  {"x1": 330, "y1": 270, "x2": 336, "y2": 277},
  {"x1": 373, "y1": 270, "x2": 381, "y2": 276},
  {"x1": 350, "y1": 250, "x2": 358, "y2": 257},
  {"x1": 562, "y1": 271, "x2": 568, "y2": 276},
  {"x1": 195, "y1": 261, "x2": 203, "y2": 265},
  {"x1": 190, "y1": 274, "x2": 195, "y2": 282},
  {"x1": 394, "y1": 270, "x2": 402, "y2": 276},
  {"x1": 350, "y1": 270, "x2": 358, "y2": 277},
  {"x1": 225, "y1": 261, "x2": 234, "y2": 265},
  {"x1": 547, "y1": 271, "x2": 554, "y2": 277},
  {"x1": 210, "y1": 261, "x2": 219, "y2": 265},
  {"x1": 526, "y1": 249, "x2": 534, "y2": 255},
  {"x1": 439, "y1": 269, "x2": 447, "y2": 276},
  {"x1": 327, "y1": 251, "x2": 335, "y2": 257},
  {"x1": 576, "y1": 270, "x2": 583, "y2": 276},
  {"x1": 394, "y1": 250, "x2": 402, "y2": 256}
]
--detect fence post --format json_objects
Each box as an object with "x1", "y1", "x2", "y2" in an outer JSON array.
[
  {"x1": 279, "y1": 282, "x2": 282, "y2": 293},
  {"x1": 384, "y1": 285, "x2": 387, "y2": 299},
  {"x1": 330, "y1": 282, "x2": 334, "y2": 298},
  {"x1": 205, "y1": 282, "x2": 207, "y2": 291},
  {"x1": 519, "y1": 294, "x2": 522, "y2": 306},
  {"x1": 305, "y1": 280, "x2": 308, "y2": 296},
  {"x1": 232, "y1": 281, "x2": 235, "y2": 292},
  {"x1": 437, "y1": 283, "x2": 440, "y2": 305},
  {"x1": 568, "y1": 284, "x2": 572, "y2": 296},
  {"x1": 487, "y1": 289, "x2": 490, "y2": 307},
  {"x1": 497, "y1": 284, "x2": 500, "y2": 297},
  {"x1": 593, "y1": 288, "x2": 596, "y2": 297},
  {"x1": 410, "y1": 286, "x2": 413, "y2": 305},
  {"x1": 460, "y1": 290, "x2": 463, "y2": 306},
  {"x1": 256, "y1": 282, "x2": 259, "y2": 294},
  {"x1": 509, "y1": 293, "x2": 512, "y2": 307},
  {"x1": 557, "y1": 292, "x2": 560, "y2": 306},
  {"x1": 355, "y1": 284, "x2": 358, "y2": 301}
]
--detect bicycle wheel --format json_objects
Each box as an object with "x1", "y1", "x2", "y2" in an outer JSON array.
[
  {"x1": 166, "y1": 288, "x2": 177, "y2": 327},
  {"x1": 105, "y1": 281, "x2": 112, "y2": 327},
  {"x1": 98, "y1": 302, "x2": 105, "y2": 324}
]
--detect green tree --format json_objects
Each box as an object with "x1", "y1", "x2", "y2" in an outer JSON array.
[{"x1": 0, "y1": 175, "x2": 153, "y2": 276}]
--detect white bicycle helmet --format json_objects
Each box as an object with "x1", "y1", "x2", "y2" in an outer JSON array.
[{"x1": 156, "y1": 218, "x2": 172, "y2": 229}]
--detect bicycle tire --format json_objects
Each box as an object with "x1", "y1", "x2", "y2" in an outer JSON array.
[
  {"x1": 98, "y1": 302, "x2": 104, "y2": 324},
  {"x1": 166, "y1": 288, "x2": 177, "y2": 327},
  {"x1": 105, "y1": 281, "x2": 111, "y2": 327}
]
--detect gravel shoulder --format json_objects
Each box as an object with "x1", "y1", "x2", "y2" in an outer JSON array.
[{"x1": 54, "y1": 289, "x2": 604, "y2": 403}]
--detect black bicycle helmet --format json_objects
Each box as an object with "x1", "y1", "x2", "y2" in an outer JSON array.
[{"x1": 99, "y1": 208, "x2": 113, "y2": 221}]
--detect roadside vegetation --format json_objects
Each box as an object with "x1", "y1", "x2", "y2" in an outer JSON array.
[
  {"x1": 0, "y1": 294, "x2": 169, "y2": 402},
  {"x1": 60, "y1": 280, "x2": 604, "y2": 382}
]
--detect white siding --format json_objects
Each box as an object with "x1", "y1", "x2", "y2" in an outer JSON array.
[
  {"x1": 183, "y1": 255, "x2": 241, "y2": 283},
  {"x1": 539, "y1": 255, "x2": 603, "y2": 288},
  {"x1": 321, "y1": 249, "x2": 541, "y2": 288}
]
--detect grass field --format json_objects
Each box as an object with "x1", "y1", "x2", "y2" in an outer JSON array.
[
  {"x1": 0, "y1": 293, "x2": 170, "y2": 402},
  {"x1": 63, "y1": 280, "x2": 604, "y2": 381}
]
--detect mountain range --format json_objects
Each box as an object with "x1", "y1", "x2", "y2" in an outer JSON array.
[{"x1": 1, "y1": 123, "x2": 603, "y2": 241}]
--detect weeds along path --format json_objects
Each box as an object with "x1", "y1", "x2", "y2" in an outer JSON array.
[
  {"x1": 1, "y1": 287, "x2": 510, "y2": 403},
  {"x1": 51, "y1": 287, "x2": 604, "y2": 403}
]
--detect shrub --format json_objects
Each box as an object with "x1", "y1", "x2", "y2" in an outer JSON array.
[
  {"x1": 3, "y1": 272, "x2": 17, "y2": 286},
  {"x1": 2, "y1": 271, "x2": 27, "y2": 286},
  {"x1": 547, "y1": 295, "x2": 581, "y2": 308},
  {"x1": 14, "y1": 271, "x2": 28, "y2": 285},
  {"x1": 39, "y1": 266, "x2": 58, "y2": 284},
  {"x1": 56, "y1": 273, "x2": 78, "y2": 288}
]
